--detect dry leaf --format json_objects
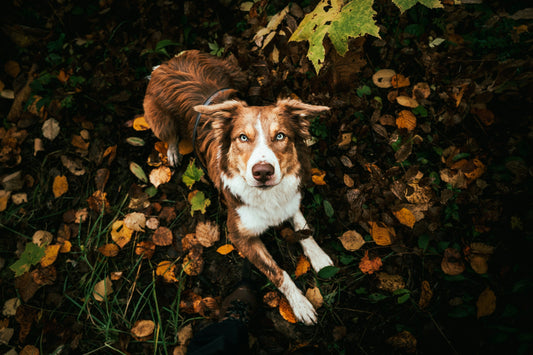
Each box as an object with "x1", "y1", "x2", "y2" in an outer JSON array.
[
  {"x1": 2, "y1": 298, "x2": 21, "y2": 316},
  {"x1": 58, "y1": 239, "x2": 72, "y2": 253},
  {"x1": 305, "y1": 286, "x2": 324, "y2": 309},
  {"x1": 376, "y1": 272, "x2": 405, "y2": 292},
  {"x1": 396, "y1": 110, "x2": 417, "y2": 131},
  {"x1": 343, "y1": 174, "x2": 354, "y2": 187},
  {"x1": 31, "y1": 266, "x2": 56, "y2": 286},
  {"x1": 146, "y1": 217, "x2": 159, "y2": 230},
  {"x1": 5, "y1": 60, "x2": 21, "y2": 78},
  {"x1": 372, "y1": 69, "x2": 396, "y2": 88},
  {"x1": 94, "y1": 168, "x2": 109, "y2": 191},
  {"x1": 152, "y1": 226, "x2": 173, "y2": 246},
  {"x1": 441, "y1": 248, "x2": 465, "y2": 275},
  {"x1": 413, "y1": 82, "x2": 431, "y2": 99},
  {"x1": 178, "y1": 139, "x2": 194, "y2": 155},
  {"x1": 131, "y1": 320, "x2": 155, "y2": 341},
  {"x1": 386, "y1": 330, "x2": 417, "y2": 353},
  {"x1": 278, "y1": 296, "x2": 297, "y2": 324},
  {"x1": 263, "y1": 291, "x2": 281, "y2": 308},
  {"x1": 98, "y1": 243, "x2": 120, "y2": 257},
  {"x1": 156, "y1": 261, "x2": 179, "y2": 283},
  {"x1": 133, "y1": 116, "x2": 151, "y2": 131},
  {"x1": 32, "y1": 230, "x2": 53, "y2": 247},
  {"x1": 87, "y1": 190, "x2": 110, "y2": 213},
  {"x1": 60, "y1": 155, "x2": 86, "y2": 176},
  {"x1": 311, "y1": 168, "x2": 326, "y2": 185},
  {"x1": 476, "y1": 287, "x2": 496, "y2": 318},
  {"x1": 135, "y1": 240, "x2": 155, "y2": 259},
  {"x1": 111, "y1": 220, "x2": 134, "y2": 248},
  {"x1": 418, "y1": 280, "x2": 433, "y2": 309},
  {"x1": 369, "y1": 221, "x2": 395, "y2": 246},
  {"x1": 173, "y1": 324, "x2": 193, "y2": 355},
  {"x1": 40, "y1": 244, "x2": 61, "y2": 267},
  {"x1": 396, "y1": 95, "x2": 419, "y2": 108},
  {"x1": 19, "y1": 345, "x2": 39, "y2": 355},
  {"x1": 195, "y1": 221, "x2": 220, "y2": 247},
  {"x1": 12, "y1": 192, "x2": 28, "y2": 204},
  {"x1": 110, "y1": 271, "x2": 123, "y2": 281},
  {"x1": 52, "y1": 175, "x2": 68, "y2": 198},
  {"x1": 182, "y1": 248, "x2": 204, "y2": 276},
  {"x1": 338, "y1": 230, "x2": 365, "y2": 251},
  {"x1": 216, "y1": 244, "x2": 235, "y2": 255},
  {"x1": 181, "y1": 233, "x2": 199, "y2": 251},
  {"x1": 71, "y1": 134, "x2": 89, "y2": 150},
  {"x1": 393, "y1": 208, "x2": 416, "y2": 228},
  {"x1": 295, "y1": 255, "x2": 311, "y2": 278},
  {"x1": 93, "y1": 277, "x2": 113, "y2": 301},
  {"x1": 359, "y1": 250, "x2": 382, "y2": 274},
  {"x1": 0, "y1": 190, "x2": 10, "y2": 212},
  {"x1": 75, "y1": 208, "x2": 88, "y2": 223},
  {"x1": 42, "y1": 118, "x2": 60, "y2": 140},
  {"x1": 391, "y1": 74, "x2": 410, "y2": 88},
  {"x1": 124, "y1": 212, "x2": 146, "y2": 232},
  {"x1": 149, "y1": 166, "x2": 172, "y2": 188}
]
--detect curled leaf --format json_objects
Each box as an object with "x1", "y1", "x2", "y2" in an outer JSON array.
[
  {"x1": 359, "y1": 250, "x2": 382, "y2": 274},
  {"x1": 156, "y1": 261, "x2": 179, "y2": 283}
]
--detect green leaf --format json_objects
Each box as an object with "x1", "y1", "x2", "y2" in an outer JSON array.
[
  {"x1": 182, "y1": 160, "x2": 204, "y2": 189},
  {"x1": 368, "y1": 292, "x2": 388, "y2": 303},
  {"x1": 189, "y1": 190, "x2": 211, "y2": 216},
  {"x1": 155, "y1": 39, "x2": 180, "y2": 51},
  {"x1": 317, "y1": 265, "x2": 340, "y2": 279},
  {"x1": 289, "y1": 0, "x2": 380, "y2": 73},
  {"x1": 323, "y1": 200, "x2": 334, "y2": 217},
  {"x1": 129, "y1": 162, "x2": 148, "y2": 183},
  {"x1": 10, "y1": 243, "x2": 46, "y2": 277},
  {"x1": 356, "y1": 85, "x2": 372, "y2": 97},
  {"x1": 397, "y1": 293, "x2": 411, "y2": 304},
  {"x1": 392, "y1": 0, "x2": 443, "y2": 13}
]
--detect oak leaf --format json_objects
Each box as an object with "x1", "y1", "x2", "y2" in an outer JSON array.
[{"x1": 52, "y1": 175, "x2": 68, "y2": 198}]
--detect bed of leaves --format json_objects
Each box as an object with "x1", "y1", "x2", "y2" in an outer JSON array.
[{"x1": 0, "y1": 0, "x2": 532, "y2": 354}]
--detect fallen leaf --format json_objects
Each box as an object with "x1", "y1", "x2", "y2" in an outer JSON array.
[
  {"x1": 2, "y1": 298, "x2": 21, "y2": 316},
  {"x1": 146, "y1": 217, "x2": 159, "y2": 230},
  {"x1": 130, "y1": 162, "x2": 148, "y2": 183},
  {"x1": 111, "y1": 220, "x2": 134, "y2": 248},
  {"x1": 182, "y1": 160, "x2": 204, "y2": 189},
  {"x1": 295, "y1": 255, "x2": 311, "y2": 278},
  {"x1": 182, "y1": 247, "x2": 204, "y2": 276},
  {"x1": 359, "y1": 250, "x2": 382, "y2": 274},
  {"x1": 0, "y1": 190, "x2": 10, "y2": 212},
  {"x1": 152, "y1": 226, "x2": 173, "y2": 246},
  {"x1": 386, "y1": 330, "x2": 417, "y2": 353},
  {"x1": 87, "y1": 190, "x2": 110, "y2": 213},
  {"x1": 412, "y1": 82, "x2": 431, "y2": 99},
  {"x1": 418, "y1": 280, "x2": 433, "y2": 309},
  {"x1": 156, "y1": 261, "x2": 179, "y2": 282},
  {"x1": 393, "y1": 208, "x2": 416, "y2": 228},
  {"x1": 343, "y1": 174, "x2": 354, "y2": 187},
  {"x1": 98, "y1": 243, "x2": 120, "y2": 257},
  {"x1": 15, "y1": 272, "x2": 40, "y2": 302},
  {"x1": 263, "y1": 291, "x2": 281, "y2": 308},
  {"x1": 396, "y1": 95, "x2": 419, "y2": 108},
  {"x1": 278, "y1": 296, "x2": 297, "y2": 324},
  {"x1": 110, "y1": 271, "x2": 123, "y2": 281},
  {"x1": 338, "y1": 230, "x2": 365, "y2": 251},
  {"x1": 124, "y1": 212, "x2": 146, "y2": 232},
  {"x1": 42, "y1": 118, "x2": 60, "y2": 140},
  {"x1": 305, "y1": 286, "x2": 324, "y2": 309},
  {"x1": 133, "y1": 115, "x2": 151, "y2": 131},
  {"x1": 149, "y1": 166, "x2": 172, "y2": 188},
  {"x1": 376, "y1": 272, "x2": 405, "y2": 292},
  {"x1": 391, "y1": 74, "x2": 410, "y2": 88},
  {"x1": 31, "y1": 266, "x2": 56, "y2": 286},
  {"x1": 311, "y1": 168, "x2": 327, "y2": 185},
  {"x1": 52, "y1": 175, "x2": 68, "y2": 198},
  {"x1": 75, "y1": 208, "x2": 88, "y2": 223},
  {"x1": 103, "y1": 145, "x2": 117, "y2": 165},
  {"x1": 5, "y1": 60, "x2": 21, "y2": 78},
  {"x1": 60, "y1": 155, "x2": 86, "y2": 176},
  {"x1": 128, "y1": 137, "x2": 145, "y2": 147},
  {"x1": 71, "y1": 134, "x2": 89, "y2": 150},
  {"x1": 40, "y1": 244, "x2": 61, "y2": 267},
  {"x1": 441, "y1": 248, "x2": 465, "y2": 276},
  {"x1": 0, "y1": 327, "x2": 14, "y2": 345},
  {"x1": 173, "y1": 324, "x2": 193, "y2": 355},
  {"x1": 58, "y1": 239, "x2": 71, "y2": 253},
  {"x1": 396, "y1": 110, "x2": 417, "y2": 131},
  {"x1": 11, "y1": 192, "x2": 27, "y2": 205},
  {"x1": 188, "y1": 190, "x2": 211, "y2": 216},
  {"x1": 94, "y1": 168, "x2": 109, "y2": 191},
  {"x1": 476, "y1": 287, "x2": 496, "y2": 318},
  {"x1": 369, "y1": 221, "x2": 395, "y2": 246},
  {"x1": 372, "y1": 69, "x2": 396, "y2": 88},
  {"x1": 216, "y1": 244, "x2": 235, "y2": 255},
  {"x1": 32, "y1": 230, "x2": 53, "y2": 247},
  {"x1": 195, "y1": 221, "x2": 220, "y2": 247},
  {"x1": 178, "y1": 139, "x2": 194, "y2": 155},
  {"x1": 135, "y1": 240, "x2": 155, "y2": 259},
  {"x1": 19, "y1": 345, "x2": 39, "y2": 355},
  {"x1": 93, "y1": 277, "x2": 113, "y2": 302}
]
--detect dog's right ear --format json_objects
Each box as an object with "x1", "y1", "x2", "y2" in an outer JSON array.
[{"x1": 193, "y1": 100, "x2": 247, "y2": 120}]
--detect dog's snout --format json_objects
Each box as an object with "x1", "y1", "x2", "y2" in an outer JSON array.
[{"x1": 252, "y1": 163, "x2": 274, "y2": 182}]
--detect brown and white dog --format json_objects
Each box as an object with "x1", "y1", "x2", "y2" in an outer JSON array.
[{"x1": 143, "y1": 50, "x2": 333, "y2": 325}]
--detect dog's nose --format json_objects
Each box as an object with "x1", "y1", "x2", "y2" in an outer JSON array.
[{"x1": 252, "y1": 163, "x2": 274, "y2": 182}]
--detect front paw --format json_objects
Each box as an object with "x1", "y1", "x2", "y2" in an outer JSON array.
[
  {"x1": 300, "y1": 237, "x2": 334, "y2": 273},
  {"x1": 167, "y1": 144, "x2": 182, "y2": 167},
  {"x1": 286, "y1": 290, "x2": 317, "y2": 325}
]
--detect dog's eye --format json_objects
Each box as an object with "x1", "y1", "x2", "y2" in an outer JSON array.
[
  {"x1": 239, "y1": 134, "x2": 249, "y2": 142},
  {"x1": 275, "y1": 133, "x2": 286, "y2": 141}
]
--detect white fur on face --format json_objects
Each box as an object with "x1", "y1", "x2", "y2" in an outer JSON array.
[
  {"x1": 279, "y1": 271, "x2": 317, "y2": 325},
  {"x1": 244, "y1": 117, "x2": 281, "y2": 187},
  {"x1": 222, "y1": 174, "x2": 301, "y2": 235}
]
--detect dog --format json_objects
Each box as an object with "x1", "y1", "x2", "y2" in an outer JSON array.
[{"x1": 143, "y1": 50, "x2": 333, "y2": 325}]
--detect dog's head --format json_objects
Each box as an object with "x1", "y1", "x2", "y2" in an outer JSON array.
[{"x1": 194, "y1": 99, "x2": 329, "y2": 188}]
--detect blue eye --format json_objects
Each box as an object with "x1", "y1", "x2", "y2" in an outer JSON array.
[
  {"x1": 276, "y1": 133, "x2": 285, "y2": 141},
  {"x1": 239, "y1": 134, "x2": 248, "y2": 142}
]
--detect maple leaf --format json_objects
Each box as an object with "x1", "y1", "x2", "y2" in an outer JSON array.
[
  {"x1": 392, "y1": 0, "x2": 443, "y2": 13},
  {"x1": 289, "y1": 0, "x2": 380, "y2": 73},
  {"x1": 10, "y1": 243, "x2": 45, "y2": 277},
  {"x1": 188, "y1": 190, "x2": 211, "y2": 216},
  {"x1": 182, "y1": 160, "x2": 204, "y2": 189}
]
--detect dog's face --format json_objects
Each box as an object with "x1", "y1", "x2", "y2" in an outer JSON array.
[{"x1": 194, "y1": 99, "x2": 329, "y2": 188}]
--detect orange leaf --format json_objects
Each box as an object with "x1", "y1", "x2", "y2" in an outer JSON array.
[
  {"x1": 52, "y1": 175, "x2": 68, "y2": 198},
  {"x1": 216, "y1": 244, "x2": 235, "y2": 255},
  {"x1": 133, "y1": 116, "x2": 151, "y2": 131},
  {"x1": 57, "y1": 69, "x2": 70, "y2": 83},
  {"x1": 464, "y1": 158, "x2": 485, "y2": 182},
  {"x1": 87, "y1": 190, "x2": 110, "y2": 213},
  {"x1": 135, "y1": 240, "x2": 155, "y2": 259},
  {"x1": 396, "y1": 110, "x2": 416, "y2": 131},
  {"x1": 40, "y1": 244, "x2": 61, "y2": 267},
  {"x1": 131, "y1": 320, "x2": 155, "y2": 341},
  {"x1": 263, "y1": 291, "x2": 281, "y2": 308},
  {"x1": 103, "y1": 145, "x2": 117, "y2": 165},
  {"x1": 58, "y1": 238, "x2": 72, "y2": 253},
  {"x1": 111, "y1": 220, "x2": 134, "y2": 248},
  {"x1": 369, "y1": 221, "x2": 395, "y2": 246},
  {"x1": 98, "y1": 243, "x2": 120, "y2": 257},
  {"x1": 152, "y1": 226, "x2": 173, "y2": 246},
  {"x1": 393, "y1": 208, "x2": 416, "y2": 228},
  {"x1": 295, "y1": 255, "x2": 311, "y2": 278},
  {"x1": 359, "y1": 250, "x2": 382, "y2": 274},
  {"x1": 418, "y1": 280, "x2": 433, "y2": 309},
  {"x1": 391, "y1": 74, "x2": 410, "y2": 88},
  {"x1": 156, "y1": 261, "x2": 179, "y2": 282},
  {"x1": 311, "y1": 168, "x2": 326, "y2": 185},
  {"x1": 278, "y1": 296, "x2": 297, "y2": 323},
  {"x1": 71, "y1": 134, "x2": 89, "y2": 150},
  {"x1": 179, "y1": 139, "x2": 194, "y2": 155},
  {"x1": 476, "y1": 287, "x2": 496, "y2": 318}
]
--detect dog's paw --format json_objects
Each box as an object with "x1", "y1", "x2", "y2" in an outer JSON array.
[
  {"x1": 300, "y1": 237, "x2": 334, "y2": 273},
  {"x1": 289, "y1": 292, "x2": 317, "y2": 325},
  {"x1": 167, "y1": 144, "x2": 182, "y2": 167}
]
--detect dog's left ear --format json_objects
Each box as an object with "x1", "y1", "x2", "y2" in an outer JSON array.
[
  {"x1": 275, "y1": 99, "x2": 330, "y2": 117},
  {"x1": 194, "y1": 100, "x2": 247, "y2": 120}
]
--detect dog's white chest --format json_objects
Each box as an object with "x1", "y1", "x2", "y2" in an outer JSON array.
[{"x1": 222, "y1": 174, "x2": 302, "y2": 235}]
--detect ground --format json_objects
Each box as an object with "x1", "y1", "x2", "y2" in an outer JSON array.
[{"x1": 0, "y1": 0, "x2": 532, "y2": 354}]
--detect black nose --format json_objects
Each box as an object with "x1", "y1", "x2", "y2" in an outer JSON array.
[{"x1": 252, "y1": 163, "x2": 274, "y2": 182}]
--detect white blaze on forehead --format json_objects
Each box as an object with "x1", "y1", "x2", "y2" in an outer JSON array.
[{"x1": 245, "y1": 115, "x2": 281, "y2": 185}]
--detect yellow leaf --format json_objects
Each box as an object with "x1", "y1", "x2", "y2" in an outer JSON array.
[
  {"x1": 58, "y1": 239, "x2": 72, "y2": 253},
  {"x1": 369, "y1": 221, "x2": 395, "y2": 246},
  {"x1": 393, "y1": 208, "x2": 416, "y2": 228},
  {"x1": 295, "y1": 255, "x2": 311, "y2": 278},
  {"x1": 52, "y1": 175, "x2": 68, "y2": 198},
  {"x1": 396, "y1": 110, "x2": 417, "y2": 131},
  {"x1": 311, "y1": 168, "x2": 326, "y2": 185},
  {"x1": 40, "y1": 244, "x2": 61, "y2": 267},
  {"x1": 476, "y1": 287, "x2": 496, "y2": 318},
  {"x1": 216, "y1": 244, "x2": 235, "y2": 255},
  {"x1": 133, "y1": 115, "x2": 151, "y2": 131},
  {"x1": 338, "y1": 230, "x2": 365, "y2": 251},
  {"x1": 98, "y1": 243, "x2": 120, "y2": 257},
  {"x1": 131, "y1": 320, "x2": 155, "y2": 340},
  {"x1": 111, "y1": 220, "x2": 134, "y2": 248},
  {"x1": 156, "y1": 261, "x2": 179, "y2": 283}
]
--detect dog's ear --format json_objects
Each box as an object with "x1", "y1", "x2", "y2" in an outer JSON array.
[
  {"x1": 275, "y1": 99, "x2": 330, "y2": 117},
  {"x1": 193, "y1": 100, "x2": 247, "y2": 120}
]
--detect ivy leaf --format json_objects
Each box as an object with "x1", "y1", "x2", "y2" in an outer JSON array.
[
  {"x1": 289, "y1": 0, "x2": 380, "y2": 73},
  {"x1": 10, "y1": 243, "x2": 46, "y2": 277},
  {"x1": 182, "y1": 160, "x2": 204, "y2": 189},
  {"x1": 392, "y1": 0, "x2": 443, "y2": 13}
]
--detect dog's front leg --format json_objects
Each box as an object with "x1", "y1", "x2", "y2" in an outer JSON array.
[
  {"x1": 292, "y1": 211, "x2": 334, "y2": 272},
  {"x1": 230, "y1": 233, "x2": 318, "y2": 325}
]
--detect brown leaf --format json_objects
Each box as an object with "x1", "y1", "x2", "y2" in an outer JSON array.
[
  {"x1": 124, "y1": 212, "x2": 146, "y2": 232},
  {"x1": 396, "y1": 110, "x2": 416, "y2": 131},
  {"x1": 263, "y1": 291, "x2": 281, "y2": 308},
  {"x1": 476, "y1": 287, "x2": 496, "y2": 318},
  {"x1": 15, "y1": 272, "x2": 40, "y2": 303},
  {"x1": 195, "y1": 220, "x2": 220, "y2": 247},
  {"x1": 71, "y1": 134, "x2": 89, "y2": 150},
  {"x1": 152, "y1": 226, "x2": 173, "y2": 246},
  {"x1": 412, "y1": 82, "x2": 431, "y2": 99},
  {"x1": 60, "y1": 155, "x2": 86, "y2": 176},
  {"x1": 0, "y1": 190, "x2": 10, "y2": 212},
  {"x1": 396, "y1": 95, "x2": 419, "y2": 108},
  {"x1": 93, "y1": 277, "x2": 113, "y2": 301},
  {"x1": 156, "y1": 261, "x2": 179, "y2": 283},
  {"x1": 369, "y1": 221, "x2": 395, "y2": 246},
  {"x1": 305, "y1": 286, "x2": 324, "y2": 309},
  {"x1": 180, "y1": 290, "x2": 203, "y2": 314},
  {"x1": 179, "y1": 139, "x2": 194, "y2": 155},
  {"x1": 278, "y1": 296, "x2": 297, "y2": 324},
  {"x1": 98, "y1": 243, "x2": 120, "y2": 257},
  {"x1": 52, "y1": 175, "x2": 68, "y2": 198},
  {"x1": 32, "y1": 230, "x2": 53, "y2": 247},
  {"x1": 95, "y1": 168, "x2": 110, "y2": 191},
  {"x1": 343, "y1": 174, "x2": 354, "y2": 187},
  {"x1": 386, "y1": 330, "x2": 417, "y2": 353},
  {"x1": 135, "y1": 240, "x2": 155, "y2": 259},
  {"x1": 391, "y1": 74, "x2": 410, "y2": 88},
  {"x1": 376, "y1": 272, "x2": 405, "y2": 293},
  {"x1": 418, "y1": 280, "x2": 433, "y2": 309},
  {"x1": 393, "y1": 208, "x2": 416, "y2": 228},
  {"x1": 87, "y1": 190, "x2": 110, "y2": 213},
  {"x1": 441, "y1": 248, "x2": 465, "y2": 275},
  {"x1": 182, "y1": 247, "x2": 204, "y2": 276},
  {"x1": 338, "y1": 230, "x2": 365, "y2": 251},
  {"x1": 19, "y1": 344, "x2": 39, "y2": 355},
  {"x1": 359, "y1": 250, "x2": 382, "y2": 274},
  {"x1": 131, "y1": 320, "x2": 155, "y2": 341},
  {"x1": 372, "y1": 69, "x2": 396, "y2": 88},
  {"x1": 295, "y1": 255, "x2": 311, "y2": 278},
  {"x1": 149, "y1": 166, "x2": 172, "y2": 188}
]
